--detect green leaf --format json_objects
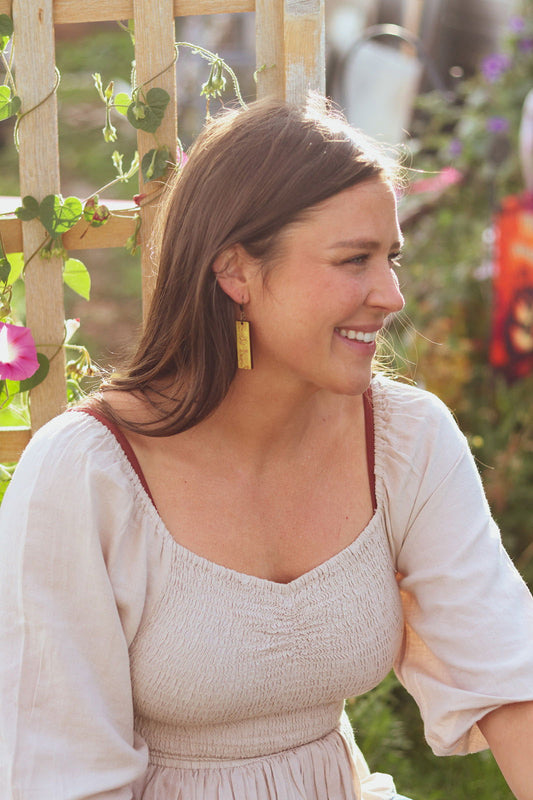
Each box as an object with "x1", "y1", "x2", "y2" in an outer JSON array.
[
  {"x1": 19, "y1": 352, "x2": 49, "y2": 392},
  {"x1": 0, "y1": 238, "x2": 10, "y2": 283},
  {"x1": 63, "y1": 258, "x2": 91, "y2": 300},
  {"x1": 127, "y1": 87, "x2": 170, "y2": 133},
  {"x1": 5, "y1": 378, "x2": 19, "y2": 397},
  {"x1": 0, "y1": 378, "x2": 19, "y2": 407},
  {"x1": 0, "y1": 479, "x2": 10, "y2": 503},
  {"x1": 39, "y1": 195, "x2": 83, "y2": 236},
  {"x1": 66, "y1": 377, "x2": 86, "y2": 404},
  {"x1": 14, "y1": 195, "x2": 40, "y2": 222},
  {"x1": 141, "y1": 146, "x2": 170, "y2": 182},
  {"x1": 114, "y1": 92, "x2": 131, "y2": 116},
  {"x1": 6, "y1": 253, "x2": 25, "y2": 284},
  {"x1": 0, "y1": 85, "x2": 20, "y2": 120},
  {"x1": 0, "y1": 258, "x2": 9, "y2": 284},
  {"x1": 0, "y1": 463, "x2": 12, "y2": 480},
  {"x1": 0, "y1": 15, "x2": 13, "y2": 37},
  {"x1": 0, "y1": 14, "x2": 13, "y2": 52}
]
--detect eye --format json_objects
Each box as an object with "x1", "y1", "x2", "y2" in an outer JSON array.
[
  {"x1": 343, "y1": 254, "x2": 369, "y2": 266},
  {"x1": 389, "y1": 252, "x2": 403, "y2": 268}
]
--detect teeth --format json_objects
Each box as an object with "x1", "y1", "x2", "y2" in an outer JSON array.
[{"x1": 337, "y1": 328, "x2": 377, "y2": 343}]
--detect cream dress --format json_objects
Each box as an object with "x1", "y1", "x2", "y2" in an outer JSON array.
[{"x1": 1, "y1": 375, "x2": 533, "y2": 800}]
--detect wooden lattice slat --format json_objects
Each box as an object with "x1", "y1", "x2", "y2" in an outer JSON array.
[
  {"x1": 255, "y1": 0, "x2": 284, "y2": 100},
  {"x1": 0, "y1": 211, "x2": 137, "y2": 254},
  {"x1": 0, "y1": 1, "x2": 255, "y2": 22},
  {"x1": 0, "y1": 427, "x2": 31, "y2": 462},
  {"x1": 133, "y1": 0, "x2": 178, "y2": 317},
  {"x1": 12, "y1": 0, "x2": 66, "y2": 432},
  {"x1": 284, "y1": 0, "x2": 325, "y2": 102}
]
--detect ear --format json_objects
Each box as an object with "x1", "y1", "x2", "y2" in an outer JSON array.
[{"x1": 212, "y1": 244, "x2": 255, "y2": 304}]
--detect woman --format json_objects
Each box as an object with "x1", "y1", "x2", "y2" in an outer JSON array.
[{"x1": 1, "y1": 97, "x2": 533, "y2": 800}]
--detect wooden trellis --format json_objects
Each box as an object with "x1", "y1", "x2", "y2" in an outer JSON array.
[{"x1": 0, "y1": 0, "x2": 325, "y2": 461}]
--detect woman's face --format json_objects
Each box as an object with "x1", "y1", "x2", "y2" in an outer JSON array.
[{"x1": 245, "y1": 177, "x2": 405, "y2": 397}]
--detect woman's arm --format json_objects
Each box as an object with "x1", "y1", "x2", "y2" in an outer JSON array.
[
  {"x1": 478, "y1": 700, "x2": 533, "y2": 800},
  {"x1": 0, "y1": 413, "x2": 149, "y2": 798},
  {"x1": 380, "y1": 380, "x2": 533, "y2": 757}
]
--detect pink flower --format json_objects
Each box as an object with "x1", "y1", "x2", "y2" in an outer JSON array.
[
  {"x1": 408, "y1": 167, "x2": 463, "y2": 195},
  {"x1": 0, "y1": 323, "x2": 39, "y2": 381}
]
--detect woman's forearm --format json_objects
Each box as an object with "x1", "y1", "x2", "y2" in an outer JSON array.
[{"x1": 478, "y1": 700, "x2": 533, "y2": 800}]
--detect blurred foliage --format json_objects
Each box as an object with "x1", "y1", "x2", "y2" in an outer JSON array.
[{"x1": 396, "y1": 3, "x2": 533, "y2": 588}]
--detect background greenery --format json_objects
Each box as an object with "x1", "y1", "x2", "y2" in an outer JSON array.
[{"x1": 1, "y1": 8, "x2": 532, "y2": 799}]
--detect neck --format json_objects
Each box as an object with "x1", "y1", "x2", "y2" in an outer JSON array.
[{"x1": 192, "y1": 368, "x2": 365, "y2": 464}]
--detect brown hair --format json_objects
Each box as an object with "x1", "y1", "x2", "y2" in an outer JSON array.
[{"x1": 99, "y1": 96, "x2": 400, "y2": 434}]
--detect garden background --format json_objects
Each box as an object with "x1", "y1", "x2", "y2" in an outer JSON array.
[{"x1": 0, "y1": 1, "x2": 532, "y2": 798}]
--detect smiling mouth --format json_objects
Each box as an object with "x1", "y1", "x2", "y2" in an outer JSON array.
[{"x1": 335, "y1": 328, "x2": 378, "y2": 343}]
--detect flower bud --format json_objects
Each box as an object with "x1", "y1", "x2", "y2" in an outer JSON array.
[{"x1": 103, "y1": 120, "x2": 118, "y2": 143}]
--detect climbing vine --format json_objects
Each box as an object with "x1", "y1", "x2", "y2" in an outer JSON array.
[{"x1": 0, "y1": 15, "x2": 246, "y2": 460}]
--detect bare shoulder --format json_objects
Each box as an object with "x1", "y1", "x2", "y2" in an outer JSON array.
[
  {"x1": 94, "y1": 388, "x2": 187, "y2": 462},
  {"x1": 97, "y1": 389, "x2": 149, "y2": 420}
]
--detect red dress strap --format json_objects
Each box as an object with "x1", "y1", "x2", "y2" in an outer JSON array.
[
  {"x1": 72, "y1": 406, "x2": 156, "y2": 507},
  {"x1": 362, "y1": 387, "x2": 377, "y2": 512}
]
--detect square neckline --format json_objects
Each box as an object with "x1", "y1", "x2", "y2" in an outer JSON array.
[{"x1": 72, "y1": 387, "x2": 377, "y2": 590}]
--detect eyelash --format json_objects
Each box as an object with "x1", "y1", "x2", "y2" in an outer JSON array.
[{"x1": 344, "y1": 252, "x2": 403, "y2": 267}]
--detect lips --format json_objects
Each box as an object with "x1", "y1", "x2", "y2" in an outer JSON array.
[{"x1": 335, "y1": 328, "x2": 378, "y2": 343}]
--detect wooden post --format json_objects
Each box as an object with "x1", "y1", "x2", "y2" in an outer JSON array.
[
  {"x1": 284, "y1": 0, "x2": 325, "y2": 104},
  {"x1": 133, "y1": 0, "x2": 178, "y2": 320},
  {"x1": 12, "y1": 0, "x2": 66, "y2": 431},
  {"x1": 255, "y1": 0, "x2": 284, "y2": 100}
]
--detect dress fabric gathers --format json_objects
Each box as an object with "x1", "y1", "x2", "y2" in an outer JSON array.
[{"x1": 1, "y1": 375, "x2": 533, "y2": 800}]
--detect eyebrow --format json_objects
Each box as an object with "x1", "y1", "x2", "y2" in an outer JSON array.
[{"x1": 328, "y1": 238, "x2": 404, "y2": 250}]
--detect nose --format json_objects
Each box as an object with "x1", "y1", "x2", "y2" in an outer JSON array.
[{"x1": 367, "y1": 264, "x2": 405, "y2": 314}]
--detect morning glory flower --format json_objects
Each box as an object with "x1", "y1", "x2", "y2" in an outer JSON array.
[{"x1": 0, "y1": 322, "x2": 39, "y2": 381}]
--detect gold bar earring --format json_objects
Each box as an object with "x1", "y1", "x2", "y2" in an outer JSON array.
[{"x1": 236, "y1": 304, "x2": 253, "y2": 370}]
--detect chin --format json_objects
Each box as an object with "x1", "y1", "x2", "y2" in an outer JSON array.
[{"x1": 328, "y1": 372, "x2": 373, "y2": 397}]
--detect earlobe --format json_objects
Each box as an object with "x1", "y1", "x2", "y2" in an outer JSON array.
[{"x1": 212, "y1": 244, "x2": 252, "y2": 304}]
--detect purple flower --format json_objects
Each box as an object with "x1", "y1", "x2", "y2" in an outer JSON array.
[
  {"x1": 509, "y1": 16, "x2": 525, "y2": 33},
  {"x1": 518, "y1": 37, "x2": 533, "y2": 53},
  {"x1": 481, "y1": 53, "x2": 511, "y2": 83},
  {"x1": 486, "y1": 116, "x2": 509, "y2": 134},
  {"x1": 449, "y1": 138, "x2": 463, "y2": 157}
]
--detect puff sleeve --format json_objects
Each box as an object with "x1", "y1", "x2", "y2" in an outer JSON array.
[
  {"x1": 374, "y1": 377, "x2": 533, "y2": 757},
  {"x1": 0, "y1": 413, "x2": 157, "y2": 799}
]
